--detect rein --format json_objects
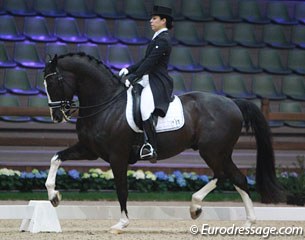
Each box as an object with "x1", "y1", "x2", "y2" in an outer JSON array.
[
  {"x1": 72, "y1": 87, "x2": 126, "y2": 120},
  {"x1": 45, "y1": 69, "x2": 126, "y2": 121}
]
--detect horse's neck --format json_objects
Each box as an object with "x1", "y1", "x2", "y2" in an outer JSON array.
[{"x1": 60, "y1": 58, "x2": 119, "y2": 104}]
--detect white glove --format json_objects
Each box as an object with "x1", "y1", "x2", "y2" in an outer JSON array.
[
  {"x1": 119, "y1": 68, "x2": 129, "y2": 77},
  {"x1": 125, "y1": 79, "x2": 131, "y2": 88}
]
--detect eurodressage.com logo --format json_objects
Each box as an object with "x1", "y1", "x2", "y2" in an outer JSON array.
[{"x1": 189, "y1": 224, "x2": 304, "y2": 238}]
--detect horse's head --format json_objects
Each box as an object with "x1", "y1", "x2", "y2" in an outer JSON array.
[{"x1": 44, "y1": 54, "x2": 76, "y2": 123}]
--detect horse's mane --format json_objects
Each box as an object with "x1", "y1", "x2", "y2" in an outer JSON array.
[{"x1": 57, "y1": 52, "x2": 119, "y2": 80}]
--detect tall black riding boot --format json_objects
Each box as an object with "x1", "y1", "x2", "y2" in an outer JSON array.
[{"x1": 140, "y1": 115, "x2": 157, "y2": 163}]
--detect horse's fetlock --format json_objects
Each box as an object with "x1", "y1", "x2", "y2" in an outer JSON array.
[{"x1": 192, "y1": 194, "x2": 202, "y2": 203}]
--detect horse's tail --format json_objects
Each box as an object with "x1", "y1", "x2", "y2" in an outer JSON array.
[{"x1": 233, "y1": 99, "x2": 285, "y2": 203}]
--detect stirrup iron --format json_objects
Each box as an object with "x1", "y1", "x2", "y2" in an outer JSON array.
[{"x1": 140, "y1": 142, "x2": 154, "y2": 159}]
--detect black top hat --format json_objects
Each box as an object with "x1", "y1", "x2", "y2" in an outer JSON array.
[{"x1": 151, "y1": 5, "x2": 172, "y2": 19}]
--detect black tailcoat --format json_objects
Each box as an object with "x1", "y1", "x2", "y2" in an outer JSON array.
[{"x1": 127, "y1": 31, "x2": 173, "y2": 117}]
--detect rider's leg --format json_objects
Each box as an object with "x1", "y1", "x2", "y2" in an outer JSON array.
[
  {"x1": 139, "y1": 77, "x2": 157, "y2": 163},
  {"x1": 141, "y1": 114, "x2": 157, "y2": 162}
]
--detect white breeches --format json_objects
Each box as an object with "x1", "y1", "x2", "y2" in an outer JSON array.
[{"x1": 138, "y1": 75, "x2": 155, "y2": 121}]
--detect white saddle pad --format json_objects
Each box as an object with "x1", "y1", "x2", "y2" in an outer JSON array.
[{"x1": 126, "y1": 87, "x2": 185, "y2": 133}]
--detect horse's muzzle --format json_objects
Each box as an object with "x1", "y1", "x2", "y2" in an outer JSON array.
[{"x1": 51, "y1": 108, "x2": 64, "y2": 123}]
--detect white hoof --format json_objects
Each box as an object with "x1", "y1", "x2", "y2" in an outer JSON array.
[
  {"x1": 244, "y1": 218, "x2": 256, "y2": 228},
  {"x1": 110, "y1": 218, "x2": 129, "y2": 234}
]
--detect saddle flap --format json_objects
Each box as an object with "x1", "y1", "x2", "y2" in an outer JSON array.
[{"x1": 126, "y1": 87, "x2": 185, "y2": 133}]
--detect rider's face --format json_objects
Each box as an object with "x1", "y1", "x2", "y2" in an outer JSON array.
[{"x1": 150, "y1": 15, "x2": 166, "y2": 32}]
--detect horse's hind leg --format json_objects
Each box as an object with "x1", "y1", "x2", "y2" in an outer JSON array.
[
  {"x1": 225, "y1": 158, "x2": 256, "y2": 227},
  {"x1": 45, "y1": 142, "x2": 98, "y2": 207}
]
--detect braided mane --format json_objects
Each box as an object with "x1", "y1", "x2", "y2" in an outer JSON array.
[{"x1": 57, "y1": 52, "x2": 119, "y2": 80}]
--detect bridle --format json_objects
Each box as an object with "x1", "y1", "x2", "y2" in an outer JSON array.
[
  {"x1": 44, "y1": 68, "x2": 126, "y2": 121},
  {"x1": 44, "y1": 68, "x2": 77, "y2": 121}
]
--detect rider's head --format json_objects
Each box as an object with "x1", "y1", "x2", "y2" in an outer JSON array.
[{"x1": 150, "y1": 5, "x2": 173, "y2": 30}]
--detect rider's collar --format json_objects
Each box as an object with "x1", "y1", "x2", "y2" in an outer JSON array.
[{"x1": 152, "y1": 28, "x2": 168, "y2": 40}]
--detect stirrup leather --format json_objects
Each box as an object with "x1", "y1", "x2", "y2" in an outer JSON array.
[{"x1": 139, "y1": 142, "x2": 155, "y2": 159}]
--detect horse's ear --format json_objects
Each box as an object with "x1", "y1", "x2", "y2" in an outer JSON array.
[
  {"x1": 46, "y1": 54, "x2": 52, "y2": 63},
  {"x1": 51, "y1": 54, "x2": 58, "y2": 65}
]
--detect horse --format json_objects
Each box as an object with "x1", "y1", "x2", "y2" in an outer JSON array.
[{"x1": 43, "y1": 52, "x2": 284, "y2": 233}]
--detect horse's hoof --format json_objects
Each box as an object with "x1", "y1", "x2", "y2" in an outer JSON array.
[
  {"x1": 109, "y1": 228, "x2": 124, "y2": 234},
  {"x1": 244, "y1": 219, "x2": 256, "y2": 228},
  {"x1": 50, "y1": 191, "x2": 62, "y2": 207},
  {"x1": 190, "y1": 207, "x2": 202, "y2": 220}
]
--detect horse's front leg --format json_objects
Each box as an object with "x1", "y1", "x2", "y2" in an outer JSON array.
[
  {"x1": 109, "y1": 155, "x2": 129, "y2": 234},
  {"x1": 45, "y1": 142, "x2": 98, "y2": 207}
]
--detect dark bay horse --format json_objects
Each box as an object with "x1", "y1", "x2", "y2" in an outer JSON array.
[{"x1": 43, "y1": 53, "x2": 283, "y2": 232}]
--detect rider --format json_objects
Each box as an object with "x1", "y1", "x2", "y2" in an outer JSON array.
[{"x1": 119, "y1": 5, "x2": 174, "y2": 163}]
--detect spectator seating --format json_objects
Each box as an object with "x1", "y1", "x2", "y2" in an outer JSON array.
[
  {"x1": 0, "y1": 15, "x2": 25, "y2": 41},
  {"x1": 93, "y1": 0, "x2": 125, "y2": 19},
  {"x1": 279, "y1": 101, "x2": 305, "y2": 128},
  {"x1": 238, "y1": 0, "x2": 270, "y2": 24},
  {"x1": 3, "y1": 0, "x2": 36, "y2": 16},
  {"x1": 169, "y1": 71, "x2": 187, "y2": 95},
  {"x1": 13, "y1": 41, "x2": 45, "y2": 68},
  {"x1": 4, "y1": 68, "x2": 40, "y2": 95},
  {"x1": 169, "y1": 46, "x2": 203, "y2": 72},
  {"x1": 0, "y1": 94, "x2": 31, "y2": 122},
  {"x1": 199, "y1": 47, "x2": 233, "y2": 73},
  {"x1": 181, "y1": 0, "x2": 213, "y2": 22},
  {"x1": 28, "y1": 95, "x2": 53, "y2": 123},
  {"x1": 84, "y1": 18, "x2": 118, "y2": 44},
  {"x1": 287, "y1": 49, "x2": 305, "y2": 75},
  {"x1": 258, "y1": 48, "x2": 292, "y2": 75},
  {"x1": 191, "y1": 72, "x2": 220, "y2": 94},
  {"x1": 252, "y1": 75, "x2": 286, "y2": 100},
  {"x1": 114, "y1": 19, "x2": 149, "y2": 45},
  {"x1": 263, "y1": 24, "x2": 295, "y2": 49},
  {"x1": 291, "y1": 25, "x2": 305, "y2": 49},
  {"x1": 204, "y1": 22, "x2": 236, "y2": 47},
  {"x1": 45, "y1": 42, "x2": 69, "y2": 60},
  {"x1": 173, "y1": 21, "x2": 207, "y2": 46},
  {"x1": 266, "y1": 1, "x2": 298, "y2": 25},
  {"x1": 35, "y1": 70, "x2": 46, "y2": 94},
  {"x1": 294, "y1": 2, "x2": 305, "y2": 24},
  {"x1": 64, "y1": 0, "x2": 96, "y2": 18},
  {"x1": 0, "y1": 42, "x2": 17, "y2": 68},
  {"x1": 124, "y1": 0, "x2": 149, "y2": 20},
  {"x1": 33, "y1": 0, "x2": 66, "y2": 17},
  {"x1": 54, "y1": 17, "x2": 87, "y2": 43},
  {"x1": 282, "y1": 75, "x2": 305, "y2": 101},
  {"x1": 210, "y1": 0, "x2": 241, "y2": 23},
  {"x1": 221, "y1": 74, "x2": 256, "y2": 99},
  {"x1": 106, "y1": 45, "x2": 134, "y2": 70},
  {"x1": 229, "y1": 48, "x2": 262, "y2": 74},
  {"x1": 23, "y1": 16, "x2": 57, "y2": 42},
  {"x1": 233, "y1": 23, "x2": 265, "y2": 48}
]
